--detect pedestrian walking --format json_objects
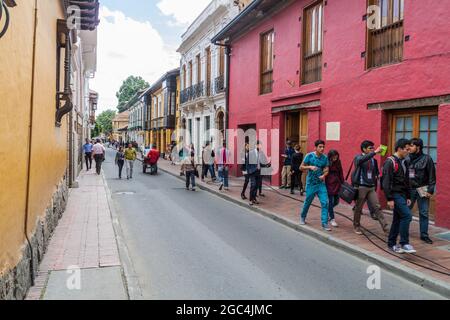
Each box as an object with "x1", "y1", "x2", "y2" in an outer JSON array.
[
  {"x1": 83, "y1": 139, "x2": 93, "y2": 171},
  {"x1": 115, "y1": 147, "x2": 125, "y2": 179},
  {"x1": 408, "y1": 138, "x2": 436, "y2": 244},
  {"x1": 202, "y1": 142, "x2": 216, "y2": 182},
  {"x1": 124, "y1": 143, "x2": 137, "y2": 180},
  {"x1": 281, "y1": 140, "x2": 295, "y2": 189},
  {"x1": 290, "y1": 145, "x2": 304, "y2": 195},
  {"x1": 217, "y1": 142, "x2": 231, "y2": 191},
  {"x1": 240, "y1": 143, "x2": 251, "y2": 200},
  {"x1": 92, "y1": 139, "x2": 106, "y2": 175},
  {"x1": 300, "y1": 140, "x2": 331, "y2": 231},
  {"x1": 382, "y1": 138, "x2": 416, "y2": 254},
  {"x1": 181, "y1": 152, "x2": 199, "y2": 191},
  {"x1": 325, "y1": 150, "x2": 344, "y2": 228},
  {"x1": 248, "y1": 141, "x2": 270, "y2": 205},
  {"x1": 352, "y1": 140, "x2": 389, "y2": 235}
]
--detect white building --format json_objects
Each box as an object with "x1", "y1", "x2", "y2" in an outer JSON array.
[
  {"x1": 177, "y1": 0, "x2": 252, "y2": 160},
  {"x1": 68, "y1": 28, "x2": 99, "y2": 186},
  {"x1": 127, "y1": 90, "x2": 146, "y2": 148}
]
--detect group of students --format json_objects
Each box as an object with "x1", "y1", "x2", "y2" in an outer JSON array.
[
  {"x1": 297, "y1": 138, "x2": 436, "y2": 254},
  {"x1": 180, "y1": 142, "x2": 232, "y2": 192}
]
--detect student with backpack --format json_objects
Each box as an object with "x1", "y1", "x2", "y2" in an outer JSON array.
[
  {"x1": 382, "y1": 139, "x2": 416, "y2": 254},
  {"x1": 325, "y1": 150, "x2": 344, "y2": 228},
  {"x1": 352, "y1": 141, "x2": 389, "y2": 235}
]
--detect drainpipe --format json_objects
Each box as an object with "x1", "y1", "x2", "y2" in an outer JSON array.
[
  {"x1": 213, "y1": 41, "x2": 231, "y2": 144},
  {"x1": 24, "y1": 0, "x2": 39, "y2": 287}
]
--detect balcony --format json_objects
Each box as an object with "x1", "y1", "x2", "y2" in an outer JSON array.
[
  {"x1": 180, "y1": 81, "x2": 205, "y2": 104},
  {"x1": 214, "y1": 75, "x2": 225, "y2": 94}
]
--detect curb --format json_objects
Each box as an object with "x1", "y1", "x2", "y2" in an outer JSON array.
[
  {"x1": 159, "y1": 166, "x2": 450, "y2": 299},
  {"x1": 102, "y1": 173, "x2": 144, "y2": 300}
]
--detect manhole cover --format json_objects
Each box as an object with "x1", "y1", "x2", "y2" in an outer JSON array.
[
  {"x1": 114, "y1": 191, "x2": 135, "y2": 195},
  {"x1": 435, "y1": 232, "x2": 450, "y2": 242}
]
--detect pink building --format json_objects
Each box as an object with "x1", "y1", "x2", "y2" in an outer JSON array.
[{"x1": 212, "y1": 0, "x2": 450, "y2": 228}]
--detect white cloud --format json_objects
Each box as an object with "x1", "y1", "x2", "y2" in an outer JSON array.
[
  {"x1": 90, "y1": 6, "x2": 180, "y2": 113},
  {"x1": 157, "y1": 0, "x2": 212, "y2": 27}
]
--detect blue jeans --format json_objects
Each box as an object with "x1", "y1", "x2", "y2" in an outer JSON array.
[
  {"x1": 208, "y1": 165, "x2": 216, "y2": 179},
  {"x1": 301, "y1": 183, "x2": 329, "y2": 225},
  {"x1": 388, "y1": 194, "x2": 413, "y2": 247},
  {"x1": 219, "y1": 167, "x2": 229, "y2": 188},
  {"x1": 410, "y1": 189, "x2": 430, "y2": 238},
  {"x1": 328, "y1": 194, "x2": 339, "y2": 221}
]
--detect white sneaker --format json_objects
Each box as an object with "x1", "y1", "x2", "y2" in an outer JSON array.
[
  {"x1": 330, "y1": 219, "x2": 338, "y2": 227},
  {"x1": 390, "y1": 245, "x2": 405, "y2": 254},
  {"x1": 402, "y1": 244, "x2": 417, "y2": 254},
  {"x1": 300, "y1": 218, "x2": 306, "y2": 225}
]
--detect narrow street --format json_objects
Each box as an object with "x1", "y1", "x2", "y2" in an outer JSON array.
[{"x1": 103, "y1": 149, "x2": 443, "y2": 300}]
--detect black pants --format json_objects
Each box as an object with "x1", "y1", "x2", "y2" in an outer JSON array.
[
  {"x1": 241, "y1": 174, "x2": 250, "y2": 196},
  {"x1": 186, "y1": 171, "x2": 196, "y2": 189},
  {"x1": 249, "y1": 173, "x2": 258, "y2": 201},
  {"x1": 256, "y1": 170, "x2": 263, "y2": 194},
  {"x1": 290, "y1": 170, "x2": 304, "y2": 192},
  {"x1": 94, "y1": 154, "x2": 103, "y2": 175},
  {"x1": 85, "y1": 152, "x2": 92, "y2": 170},
  {"x1": 117, "y1": 160, "x2": 124, "y2": 178}
]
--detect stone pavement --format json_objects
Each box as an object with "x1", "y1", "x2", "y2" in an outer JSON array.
[
  {"x1": 25, "y1": 170, "x2": 127, "y2": 300},
  {"x1": 156, "y1": 158, "x2": 450, "y2": 294}
]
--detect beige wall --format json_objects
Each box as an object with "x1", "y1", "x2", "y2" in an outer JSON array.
[{"x1": 0, "y1": 0, "x2": 67, "y2": 272}]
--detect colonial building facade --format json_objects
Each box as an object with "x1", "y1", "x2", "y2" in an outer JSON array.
[
  {"x1": 213, "y1": 0, "x2": 450, "y2": 228},
  {"x1": 127, "y1": 90, "x2": 146, "y2": 147},
  {"x1": 144, "y1": 69, "x2": 179, "y2": 154},
  {"x1": 177, "y1": 0, "x2": 253, "y2": 160},
  {"x1": 0, "y1": 0, "x2": 99, "y2": 298}
]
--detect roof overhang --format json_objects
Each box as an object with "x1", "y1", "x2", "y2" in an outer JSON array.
[
  {"x1": 211, "y1": 0, "x2": 295, "y2": 44},
  {"x1": 62, "y1": 0, "x2": 100, "y2": 31}
]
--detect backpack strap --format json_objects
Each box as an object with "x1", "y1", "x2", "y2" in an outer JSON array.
[{"x1": 387, "y1": 156, "x2": 399, "y2": 173}]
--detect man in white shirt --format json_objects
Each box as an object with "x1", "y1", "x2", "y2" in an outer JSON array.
[{"x1": 92, "y1": 139, "x2": 106, "y2": 175}]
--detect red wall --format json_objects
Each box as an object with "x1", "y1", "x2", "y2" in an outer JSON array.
[{"x1": 228, "y1": 0, "x2": 450, "y2": 227}]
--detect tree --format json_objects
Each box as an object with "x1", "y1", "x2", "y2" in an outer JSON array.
[
  {"x1": 96, "y1": 109, "x2": 116, "y2": 135},
  {"x1": 116, "y1": 76, "x2": 149, "y2": 112}
]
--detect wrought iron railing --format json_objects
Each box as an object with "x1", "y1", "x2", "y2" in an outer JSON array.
[
  {"x1": 180, "y1": 81, "x2": 205, "y2": 104},
  {"x1": 214, "y1": 75, "x2": 225, "y2": 94}
]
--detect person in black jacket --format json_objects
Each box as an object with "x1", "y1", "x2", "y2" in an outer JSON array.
[
  {"x1": 408, "y1": 138, "x2": 436, "y2": 244},
  {"x1": 352, "y1": 141, "x2": 389, "y2": 235},
  {"x1": 382, "y1": 139, "x2": 416, "y2": 254},
  {"x1": 290, "y1": 145, "x2": 304, "y2": 195}
]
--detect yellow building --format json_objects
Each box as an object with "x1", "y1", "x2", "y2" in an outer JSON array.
[
  {"x1": 0, "y1": 0, "x2": 99, "y2": 299},
  {"x1": 112, "y1": 111, "x2": 129, "y2": 143},
  {"x1": 144, "y1": 69, "x2": 180, "y2": 155}
]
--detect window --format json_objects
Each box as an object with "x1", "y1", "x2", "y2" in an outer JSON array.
[
  {"x1": 196, "y1": 54, "x2": 201, "y2": 84},
  {"x1": 260, "y1": 29, "x2": 274, "y2": 94},
  {"x1": 391, "y1": 110, "x2": 438, "y2": 163},
  {"x1": 182, "y1": 65, "x2": 186, "y2": 89},
  {"x1": 367, "y1": 0, "x2": 404, "y2": 68},
  {"x1": 219, "y1": 46, "x2": 225, "y2": 77},
  {"x1": 188, "y1": 61, "x2": 193, "y2": 87},
  {"x1": 205, "y1": 116, "x2": 211, "y2": 142},
  {"x1": 206, "y1": 47, "x2": 211, "y2": 96},
  {"x1": 302, "y1": 2, "x2": 323, "y2": 84}
]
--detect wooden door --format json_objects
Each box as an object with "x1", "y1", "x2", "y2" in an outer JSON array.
[{"x1": 390, "y1": 109, "x2": 438, "y2": 219}]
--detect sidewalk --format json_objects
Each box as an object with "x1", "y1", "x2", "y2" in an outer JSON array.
[
  {"x1": 157, "y1": 159, "x2": 450, "y2": 297},
  {"x1": 26, "y1": 170, "x2": 127, "y2": 300}
]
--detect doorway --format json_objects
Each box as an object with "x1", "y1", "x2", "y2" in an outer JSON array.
[{"x1": 285, "y1": 110, "x2": 308, "y2": 187}]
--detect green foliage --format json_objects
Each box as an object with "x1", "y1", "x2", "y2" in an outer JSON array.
[
  {"x1": 116, "y1": 76, "x2": 149, "y2": 112},
  {"x1": 96, "y1": 109, "x2": 116, "y2": 134}
]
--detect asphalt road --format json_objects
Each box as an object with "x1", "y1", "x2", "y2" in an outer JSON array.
[{"x1": 103, "y1": 149, "x2": 444, "y2": 300}]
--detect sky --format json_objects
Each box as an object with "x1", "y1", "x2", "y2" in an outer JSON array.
[{"x1": 90, "y1": 0, "x2": 211, "y2": 113}]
